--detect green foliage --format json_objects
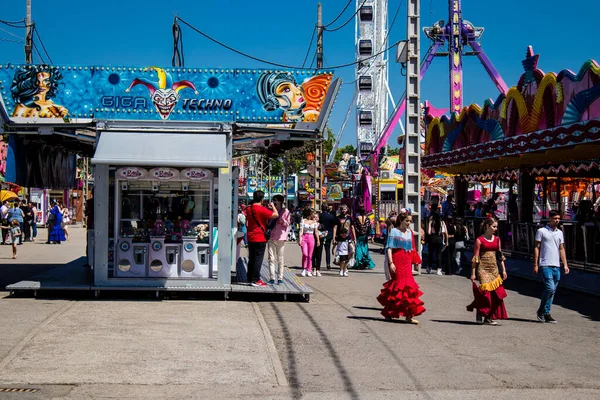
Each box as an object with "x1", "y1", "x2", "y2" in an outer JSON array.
[
  {"x1": 334, "y1": 144, "x2": 356, "y2": 162},
  {"x1": 386, "y1": 145, "x2": 400, "y2": 156}
]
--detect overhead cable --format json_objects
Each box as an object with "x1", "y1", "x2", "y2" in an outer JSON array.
[
  {"x1": 324, "y1": 0, "x2": 369, "y2": 32},
  {"x1": 176, "y1": 16, "x2": 399, "y2": 70},
  {"x1": 322, "y1": 0, "x2": 353, "y2": 27},
  {"x1": 301, "y1": 25, "x2": 317, "y2": 68},
  {"x1": 172, "y1": 17, "x2": 185, "y2": 67},
  {"x1": 33, "y1": 25, "x2": 53, "y2": 64}
]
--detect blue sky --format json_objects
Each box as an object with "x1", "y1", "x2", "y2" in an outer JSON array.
[{"x1": 1, "y1": 0, "x2": 598, "y2": 148}]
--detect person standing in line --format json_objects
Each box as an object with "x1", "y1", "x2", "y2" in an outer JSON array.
[
  {"x1": 318, "y1": 203, "x2": 336, "y2": 270},
  {"x1": 298, "y1": 208, "x2": 319, "y2": 277},
  {"x1": 534, "y1": 210, "x2": 570, "y2": 324},
  {"x1": 442, "y1": 194, "x2": 455, "y2": 219},
  {"x1": 426, "y1": 210, "x2": 447, "y2": 275},
  {"x1": 21, "y1": 201, "x2": 31, "y2": 242},
  {"x1": 1, "y1": 200, "x2": 10, "y2": 244},
  {"x1": 9, "y1": 220, "x2": 21, "y2": 259},
  {"x1": 467, "y1": 218, "x2": 508, "y2": 325},
  {"x1": 332, "y1": 227, "x2": 352, "y2": 277},
  {"x1": 353, "y1": 206, "x2": 375, "y2": 269},
  {"x1": 311, "y1": 213, "x2": 327, "y2": 277},
  {"x1": 377, "y1": 210, "x2": 425, "y2": 324},
  {"x1": 267, "y1": 195, "x2": 290, "y2": 285},
  {"x1": 61, "y1": 202, "x2": 71, "y2": 241},
  {"x1": 47, "y1": 201, "x2": 66, "y2": 244},
  {"x1": 246, "y1": 190, "x2": 279, "y2": 287},
  {"x1": 452, "y1": 217, "x2": 469, "y2": 275},
  {"x1": 237, "y1": 206, "x2": 247, "y2": 247},
  {"x1": 8, "y1": 200, "x2": 24, "y2": 245},
  {"x1": 29, "y1": 202, "x2": 38, "y2": 241},
  {"x1": 444, "y1": 214, "x2": 456, "y2": 275}
]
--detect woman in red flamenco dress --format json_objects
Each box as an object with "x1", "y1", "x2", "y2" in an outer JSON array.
[
  {"x1": 377, "y1": 210, "x2": 425, "y2": 324},
  {"x1": 467, "y1": 218, "x2": 508, "y2": 325}
]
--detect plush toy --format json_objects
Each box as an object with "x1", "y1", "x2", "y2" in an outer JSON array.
[
  {"x1": 153, "y1": 219, "x2": 165, "y2": 236},
  {"x1": 180, "y1": 219, "x2": 191, "y2": 231},
  {"x1": 195, "y1": 224, "x2": 209, "y2": 242}
]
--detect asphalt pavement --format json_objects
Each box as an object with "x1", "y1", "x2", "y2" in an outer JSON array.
[{"x1": 0, "y1": 229, "x2": 598, "y2": 399}]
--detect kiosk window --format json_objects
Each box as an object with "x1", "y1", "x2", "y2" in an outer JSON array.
[{"x1": 121, "y1": 192, "x2": 141, "y2": 220}]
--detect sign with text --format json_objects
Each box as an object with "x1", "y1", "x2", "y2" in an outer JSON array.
[
  {"x1": 116, "y1": 167, "x2": 148, "y2": 180},
  {"x1": 149, "y1": 167, "x2": 180, "y2": 180},
  {"x1": 0, "y1": 64, "x2": 335, "y2": 126}
]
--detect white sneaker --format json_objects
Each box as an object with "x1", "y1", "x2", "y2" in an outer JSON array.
[
  {"x1": 343, "y1": 271, "x2": 349, "y2": 277},
  {"x1": 301, "y1": 269, "x2": 306, "y2": 277},
  {"x1": 315, "y1": 271, "x2": 322, "y2": 277},
  {"x1": 339, "y1": 270, "x2": 344, "y2": 276},
  {"x1": 307, "y1": 271, "x2": 313, "y2": 277},
  {"x1": 436, "y1": 269, "x2": 443, "y2": 276}
]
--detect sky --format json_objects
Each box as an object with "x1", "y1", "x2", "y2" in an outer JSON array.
[{"x1": 1, "y1": 0, "x2": 599, "y2": 148}]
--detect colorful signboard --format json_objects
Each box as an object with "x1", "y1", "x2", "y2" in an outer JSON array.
[
  {"x1": 247, "y1": 176, "x2": 295, "y2": 197},
  {"x1": 0, "y1": 64, "x2": 335, "y2": 125}
]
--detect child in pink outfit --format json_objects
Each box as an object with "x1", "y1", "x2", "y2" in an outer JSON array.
[{"x1": 298, "y1": 208, "x2": 320, "y2": 277}]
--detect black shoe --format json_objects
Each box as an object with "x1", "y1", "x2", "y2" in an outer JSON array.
[
  {"x1": 326, "y1": 265, "x2": 331, "y2": 270},
  {"x1": 536, "y1": 311, "x2": 545, "y2": 323},
  {"x1": 544, "y1": 314, "x2": 558, "y2": 324}
]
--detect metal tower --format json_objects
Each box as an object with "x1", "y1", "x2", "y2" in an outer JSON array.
[
  {"x1": 355, "y1": 0, "x2": 389, "y2": 159},
  {"x1": 373, "y1": 0, "x2": 509, "y2": 162}
]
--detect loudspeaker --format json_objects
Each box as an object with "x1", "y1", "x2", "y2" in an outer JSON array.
[
  {"x1": 121, "y1": 181, "x2": 128, "y2": 191},
  {"x1": 152, "y1": 181, "x2": 159, "y2": 191}
]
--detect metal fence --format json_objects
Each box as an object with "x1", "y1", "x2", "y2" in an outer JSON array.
[
  {"x1": 465, "y1": 217, "x2": 600, "y2": 271},
  {"x1": 376, "y1": 201, "x2": 403, "y2": 220}
]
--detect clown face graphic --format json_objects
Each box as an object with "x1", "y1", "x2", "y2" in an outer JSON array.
[
  {"x1": 126, "y1": 66, "x2": 197, "y2": 120},
  {"x1": 151, "y1": 89, "x2": 180, "y2": 120}
]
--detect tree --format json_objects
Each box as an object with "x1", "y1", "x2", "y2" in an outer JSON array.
[
  {"x1": 334, "y1": 144, "x2": 357, "y2": 162},
  {"x1": 386, "y1": 145, "x2": 400, "y2": 156}
]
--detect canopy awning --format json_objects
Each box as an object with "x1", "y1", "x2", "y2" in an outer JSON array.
[{"x1": 91, "y1": 131, "x2": 229, "y2": 167}]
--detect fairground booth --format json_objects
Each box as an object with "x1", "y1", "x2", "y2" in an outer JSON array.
[
  {"x1": 423, "y1": 47, "x2": 600, "y2": 269},
  {"x1": 0, "y1": 63, "x2": 340, "y2": 293}
]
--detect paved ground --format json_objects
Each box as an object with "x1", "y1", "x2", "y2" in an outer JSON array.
[{"x1": 0, "y1": 229, "x2": 599, "y2": 399}]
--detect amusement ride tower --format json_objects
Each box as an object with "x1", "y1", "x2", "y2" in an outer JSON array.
[
  {"x1": 355, "y1": 0, "x2": 390, "y2": 159},
  {"x1": 372, "y1": 0, "x2": 509, "y2": 165}
]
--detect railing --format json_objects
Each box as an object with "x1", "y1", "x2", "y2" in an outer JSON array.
[
  {"x1": 465, "y1": 217, "x2": 600, "y2": 271},
  {"x1": 377, "y1": 201, "x2": 403, "y2": 220}
]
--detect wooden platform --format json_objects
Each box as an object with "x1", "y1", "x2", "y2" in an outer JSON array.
[{"x1": 6, "y1": 258, "x2": 312, "y2": 301}]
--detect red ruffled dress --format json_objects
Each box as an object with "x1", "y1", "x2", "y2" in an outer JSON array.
[
  {"x1": 377, "y1": 229, "x2": 426, "y2": 319},
  {"x1": 466, "y1": 236, "x2": 508, "y2": 320}
]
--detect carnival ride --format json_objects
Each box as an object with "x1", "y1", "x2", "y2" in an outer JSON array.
[{"x1": 329, "y1": 0, "x2": 509, "y2": 170}]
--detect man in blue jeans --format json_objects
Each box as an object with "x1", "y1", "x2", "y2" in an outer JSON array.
[{"x1": 533, "y1": 210, "x2": 570, "y2": 323}]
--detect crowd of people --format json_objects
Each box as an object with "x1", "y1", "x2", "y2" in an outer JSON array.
[
  {"x1": 238, "y1": 191, "x2": 571, "y2": 327},
  {"x1": 1, "y1": 198, "x2": 71, "y2": 259}
]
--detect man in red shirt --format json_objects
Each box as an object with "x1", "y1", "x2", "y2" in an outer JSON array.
[{"x1": 246, "y1": 190, "x2": 279, "y2": 286}]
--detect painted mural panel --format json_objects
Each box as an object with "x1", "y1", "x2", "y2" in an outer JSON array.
[
  {"x1": 424, "y1": 47, "x2": 600, "y2": 159},
  {"x1": 0, "y1": 64, "x2": 335, "y2": 125}
]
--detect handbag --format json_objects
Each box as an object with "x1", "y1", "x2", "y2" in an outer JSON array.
[{"x1": 250, "y1": 205, "x2": 271, "y2": 241}]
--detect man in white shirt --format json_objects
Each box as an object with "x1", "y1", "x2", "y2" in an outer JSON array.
[{"x1": 533, "y1": 210, "x2": 570, "y2": 323}]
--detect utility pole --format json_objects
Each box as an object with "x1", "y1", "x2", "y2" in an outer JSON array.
[
  {"x1": 404, "y1": 0, "x2": 421, "y2": 274},
  {"x1": 25, "y1": 0, "x2": 33, "y2": 64},
  {"x1": 314, "y1": 3, "x2": 324, "y2": 210}
]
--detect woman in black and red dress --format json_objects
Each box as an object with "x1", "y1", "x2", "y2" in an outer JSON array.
[
  {"x1": 377, "y1": 210, "x2": 425, "y2": 324},
  {"x1": 467, "y1": 218, "x2": 508, "y2": 325}
]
